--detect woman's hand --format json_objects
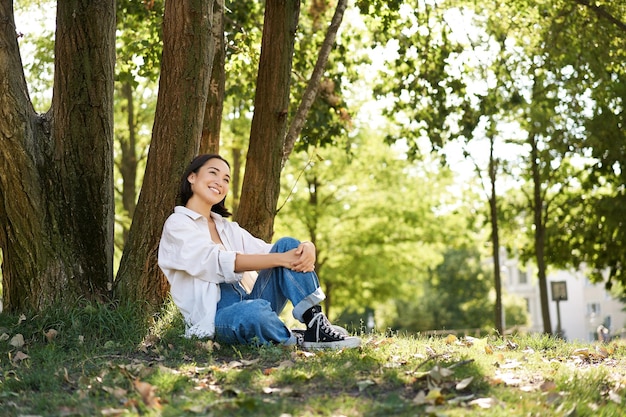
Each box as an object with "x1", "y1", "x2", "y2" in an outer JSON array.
[{"x1": 290, "y1": 241, "x2": 316, "y2": 272}]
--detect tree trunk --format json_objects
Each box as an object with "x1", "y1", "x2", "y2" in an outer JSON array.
[
  {"x1": 488, "y1": 136, "x2": 503, "y2": 334},
  {"x1": 0, "y1": 0, "x2": 115, "y2": 312},
  {"x1": 118, "y1": 81, "x2": 138, "y2": 246},
  {"x1": 235, "y1": 0, "x2": 300, "y2": 241},
  {"x1": 115, "y1": 0, "x2": 215, "y2": 307},
  {"x1": 282, "y1": 0, "x2": 347, "y2": 165},
  {"x1": 530, "y1": 133, "x2": 552, "y2": 334},
  {"x1": 200, "y1": 0, "x2": 224, "y2": 154}
]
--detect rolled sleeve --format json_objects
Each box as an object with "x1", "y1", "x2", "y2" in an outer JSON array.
[{"x1": 217, "y1": 250, "x2": 240, "y2": 283}]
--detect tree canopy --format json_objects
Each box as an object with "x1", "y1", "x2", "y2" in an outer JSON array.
[{"x1": 2, "y1": 0, "x2": 625, "y2": 337}]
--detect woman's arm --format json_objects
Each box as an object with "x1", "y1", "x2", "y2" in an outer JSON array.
[
  {"x1": 234, "y1": 250, "x2": 298, "y2": 273},
  {"x1": 234, "y1": 241, "x2": 316, "y2": 273}
]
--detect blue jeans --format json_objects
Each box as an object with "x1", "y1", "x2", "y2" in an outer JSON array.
[{"x1": 214, "y1": 237, "x2": 326, "y2": 345}]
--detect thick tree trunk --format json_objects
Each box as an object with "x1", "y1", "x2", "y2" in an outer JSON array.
[
  {"x1": 236, "y1": 0, "x2": 300, "y2": 241},
  {"x1": 115, "y1": 0, "x2": 215, "y2": 307},
  {"x1": 0, "y1": 0, "x2": 115, "y2": 311}
]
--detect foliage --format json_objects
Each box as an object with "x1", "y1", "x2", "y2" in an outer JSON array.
[
  {"x1": 274, "y1": 129, "x2": 482, "y2": 323},
  {"x1": 13, "y1": 2, "x2": 54, "y2": 112},
  {"x1": 1, "y1": 305, "x2": 625, "y2": 416}
]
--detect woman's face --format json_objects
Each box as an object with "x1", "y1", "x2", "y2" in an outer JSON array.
[{"x1": 187, "y1": 158, "x2": 231, "y2": 208}]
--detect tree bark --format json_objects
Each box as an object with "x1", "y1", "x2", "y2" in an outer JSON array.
[
  {"x1": 200, "y1": 0, "x2": 224, "y2": 154},
  {"x1": 530, "y1": 132, "x2": 552, "y2": 334},
  {"x1": 282, "y1": 0, "x2": 347, "y2": 165},
  {"x1": 488, "y1": 135, "x2": 503, "y2": 335},
  {"x1": 118, "y1": 81, "x2": 138, "y2": 246},
  {"x1": 0, "y1": 0, "x2": 115, "y2": 311},
  {"x1": 115, "y1": 0, "x2": 215, "y2": 307},
  {"x1": 236, "y1": 0, "x2": 300, "y2": 241}
]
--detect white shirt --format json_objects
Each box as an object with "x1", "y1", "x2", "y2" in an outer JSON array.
[{"x1": 157, "y1": 206, "x2": 272, "y2": 338}]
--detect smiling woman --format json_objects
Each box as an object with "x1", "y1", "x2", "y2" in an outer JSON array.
[{"x1": 157, "y1": 154, "x2": 361, "y2": 350}]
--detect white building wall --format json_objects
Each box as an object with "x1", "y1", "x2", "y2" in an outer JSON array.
[{"x1": 500, "y1": 252, "x2": 626, "y2": 342}]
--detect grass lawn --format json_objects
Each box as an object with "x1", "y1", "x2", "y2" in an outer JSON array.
[{"x1": 0, "y1": 301, "x2": 624, "y2": 417}]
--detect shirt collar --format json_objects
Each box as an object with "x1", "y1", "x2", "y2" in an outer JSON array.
[{"x1": 174, "y1": 206, "x2": 225, "y2": 223}]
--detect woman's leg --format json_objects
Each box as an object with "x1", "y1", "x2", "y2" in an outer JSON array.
[
  {"x1": 214, "y1": 298, "x2": 296, "y2": 345},
  {"x1": 248, "y1": 237, "x2": 325, "y2": 322}
]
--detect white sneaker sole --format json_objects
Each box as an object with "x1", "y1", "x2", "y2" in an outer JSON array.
[{"x1": 301, "y1": 336, "x2": 361, "y2": 349}]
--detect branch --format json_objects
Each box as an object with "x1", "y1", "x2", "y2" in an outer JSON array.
[
  {"x1": 282, "y1": 0, "x2": 348, "y2": 166},
  {"x1": 571, "y1": 0, "x2": 626, "y2": 32}
]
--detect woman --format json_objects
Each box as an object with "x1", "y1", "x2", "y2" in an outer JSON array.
[{"x1": 158, "y1": 154, "x2": 360, "y2": 349}]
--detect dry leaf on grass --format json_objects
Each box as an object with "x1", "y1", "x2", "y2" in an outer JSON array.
[
  {"x1": 456, "y1": 376, "x2": 473, "y2": 390},
  {"x1": 468, "y1": 397, "x2": 499, "y2": 409},
  {"x1": 100, "y1": 408, "x2": 128, "y2": 416},
  {"x1": 357, "y1": 379, "x2": 376, "y2": 392},
  {"x1": 10, "y1": 334, "x2": 24, "y2": 348},
  {"x1": 134, "y1": 380, "x2": 161, "y2": 409},
  {"x1": 45, "y1": 329, "x2": 58, "y2": 342},
  {"x1": 12, "y1": 350, "x2": 29, "y2": 363}
]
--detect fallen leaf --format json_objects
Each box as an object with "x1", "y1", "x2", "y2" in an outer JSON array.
[
  {"x1": 12, "y1": 350, "x2": 29, "y2": 363},
  {"x1": 425, "y1": 388, "x2": 445, "y2": 405},
  {"x1": 292, "y1": 350, "x2": 315, "y2": 359},
  {"x1": 456, "y1": 376, "x2": 473, "y2": 390},
  {"x1": 134, "y1": 380, "x2": 161, "y2": 409},
  {"x1": 10, "y1": 334, "x2": 25, "y2": 348},
  {"x1": 445, "y1": 334, "x2": 458, "y2": 344},
  {"x1": 595, "y1": 345, "x2": 609, "y2": 358},
  {"x1": 506, "y1": 339, "x2": 519, "y2": 350},
  {"x1": 413, "y1": 390, "x2": 427, "y2": 405},
  {"x1": 608, "y1": 390, "x2": 622, "y2": 404},
  {"x1": 469, "y1": 397, "x2": 498, "y2": 409},
  {"x1": 448, "y1": 394, "x2": 475, "y2": 404},
  {"x1": 429, "y1": 365, "x2": 454, "y2": 385},
  {"x1": 492, "y1": 372, "x2": 522, "y2": 386},
  {"x1": 425, "y1": 345, "x2": 437, "y2": 356},
  {"x1": 572, "y1": 348, "x2": 589, "y2": 358},
  {"x1": 0, "y1": 333, "x2": 9, "y2": 342},
  {"x1": 45, "y1": 329, "x2": 58, "y2": 342},
  {"x1": 540, "y1": 380, "x2": 557, "y2": 392},
  {"x1": 100, "y1": 408, "x2": 127, "y2": 416},
  {"x1": 485, "y1": 345, "x2": 494, "y2": 354},
  {"x1": 357, "y1": 379, "x2": 376, "y2": 392},
  {"x1": 265, "y1": 386, "x2": 294, "y2": 396},
  {"x1": 18, "y1": 314, "x2": 26, "y2": 325},
  {"x1": 102, "y1": 385, "x2": 128, "y2": 399},
  {"x1": 62, "y1": 367, "x2": 74, "y2": 384}
]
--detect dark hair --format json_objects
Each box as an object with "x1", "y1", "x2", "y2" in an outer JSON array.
[{"x1": 177, "y1": 154, "x2": 232, "y2": 217}]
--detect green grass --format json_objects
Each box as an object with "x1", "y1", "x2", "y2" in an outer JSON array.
[{"x1": 1, "y1": 302, "x2": 625, "y2": 417}]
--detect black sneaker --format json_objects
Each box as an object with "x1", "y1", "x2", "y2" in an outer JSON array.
[{"x1": 301, "y1": 309, "x2": 361, "y2": 349}]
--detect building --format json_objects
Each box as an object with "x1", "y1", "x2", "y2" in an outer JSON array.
[{"x1": 501, "y1": 254, "x2": 626, "y2": 342}]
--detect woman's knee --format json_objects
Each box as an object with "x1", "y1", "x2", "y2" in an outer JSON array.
[{"x1": 272, "y1": 237, "x2": 299, "y2": 252}]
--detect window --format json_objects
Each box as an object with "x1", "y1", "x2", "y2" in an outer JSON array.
[
  {"x1": 518, "y1": 269, "x2": 528, "y2": 285},
  {"x1": 587, "y1": 303, "x2": 601, "y2": 317}
]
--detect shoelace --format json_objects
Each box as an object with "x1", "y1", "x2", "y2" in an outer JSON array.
[{"x1": 308, "y1": 312, "x2": 345, "y2": 339}]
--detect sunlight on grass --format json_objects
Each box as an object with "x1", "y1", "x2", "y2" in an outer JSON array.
[{"x1": 1, "y1": 305, "x2": 625, "y2": 416}]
